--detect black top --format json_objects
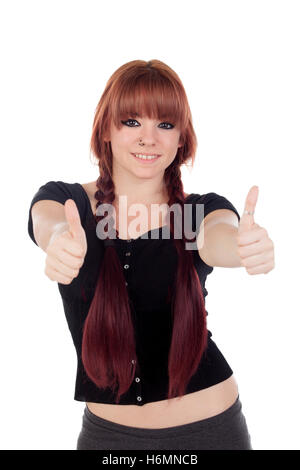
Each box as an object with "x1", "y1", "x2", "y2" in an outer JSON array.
[{"x1": 27, "y1": 181, "x2": 241, "y2": 406}]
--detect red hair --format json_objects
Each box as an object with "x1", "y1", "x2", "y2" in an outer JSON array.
[{"x1": 81, "y1": 59, "x2": 208, "y2": 404}]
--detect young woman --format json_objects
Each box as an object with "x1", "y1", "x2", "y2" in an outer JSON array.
[{"x1": 28, "y1": 59, "x2": 274, "y2": 450}]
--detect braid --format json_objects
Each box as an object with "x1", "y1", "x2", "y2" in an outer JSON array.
[{"x1": 94, "y1": 173, "x2": 118, "y2": 242}]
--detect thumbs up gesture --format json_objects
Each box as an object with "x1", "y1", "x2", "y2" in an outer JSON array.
[
  {"x1": 236, "y1": 186, "x2": 275, "y2": 275},
  {"x1": 45, "y1": 199, "x2": 87, "y2": 285},
  {"x1": 63, "y1": 199, "x2": 88, "y2": 254}
]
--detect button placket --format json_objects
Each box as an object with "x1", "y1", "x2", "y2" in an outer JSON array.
[
  {"x1": 123, "y1": 239, "x2": 132, "y2": 288},
  {"x1": 131, "y1": 358, "x2": 143, "y2": 405}
]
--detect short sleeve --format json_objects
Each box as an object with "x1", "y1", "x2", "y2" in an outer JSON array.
[
  {"x1": 200, "y1": 192, "x2": 240, "y2": 221},
  {"x1": 27, "y1": 181, "x2": 87, "y2": 245},
  {"x1": 188, "y1": 192, "x2": 240, "y2": 235}
]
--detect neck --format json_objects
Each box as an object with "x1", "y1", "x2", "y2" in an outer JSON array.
[{"x1": 112, "y1": 172, "x2": 168, "y2": 207}]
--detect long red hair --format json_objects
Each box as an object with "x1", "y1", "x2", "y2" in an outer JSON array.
[{"x1": 81, "y1": 59, "x2": 208, "y2": 404}]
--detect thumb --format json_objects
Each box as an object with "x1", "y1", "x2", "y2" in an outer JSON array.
[
  {"x1": 64, "y1": 199, "x2": 84, "y2": 240},
  {"x1": 239, "y1": 185, "x2": 259, "y2": 232}
]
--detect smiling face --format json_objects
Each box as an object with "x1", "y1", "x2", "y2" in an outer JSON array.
[{"x1": 106, "y1": 115, "x2": 183, "y2": 180}]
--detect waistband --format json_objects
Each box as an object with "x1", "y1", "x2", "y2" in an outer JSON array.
[{"x1": 82, "y1": 395, "x2": 241, "y2": 439}]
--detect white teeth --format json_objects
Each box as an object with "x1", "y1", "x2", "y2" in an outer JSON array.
[{"x1": 134, "y1": 154, "x2": 159, "y2": 160}]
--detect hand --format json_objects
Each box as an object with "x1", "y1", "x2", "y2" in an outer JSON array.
[
  {"x1": 44, "y1": 199, "x2": 88, "y2": 284},
  {"x1": 236, "y1": 186, "x2": 275, "y2": 275}
]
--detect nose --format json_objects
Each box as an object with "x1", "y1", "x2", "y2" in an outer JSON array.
[{"x1": 138, "y1": 124, "x2": 158, "y2": 146}]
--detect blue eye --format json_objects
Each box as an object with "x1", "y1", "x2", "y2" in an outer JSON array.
[{"x1": 121, "y1": 119, "x2": 174, "y2": 129}]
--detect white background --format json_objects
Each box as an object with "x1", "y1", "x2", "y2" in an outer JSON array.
[{"x1": 1, "y1": 0, "x2": 299, "y2": 450}]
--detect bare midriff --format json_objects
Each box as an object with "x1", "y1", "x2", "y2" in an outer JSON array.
[
  {"x1": 86, "y1": 375, "x2": 239, "y2": 429},
  {"x1": 81, "y1": 182, "x2": 239, "y2": 429}
]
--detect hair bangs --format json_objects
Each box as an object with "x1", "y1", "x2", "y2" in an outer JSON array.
[{"x1": 110, "y1": 73, "x2": 186, "y2": 131}]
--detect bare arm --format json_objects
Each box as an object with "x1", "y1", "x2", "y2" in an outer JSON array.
[
  {"x1": 199, "y1": 224, "x2": 242, "y2": 268},
  {"x1": 198, "y1": 209, "x2": 242, "y2": 268},
  {"x1": 31, "y1": 200, "x2": 69, "y2": 252}
]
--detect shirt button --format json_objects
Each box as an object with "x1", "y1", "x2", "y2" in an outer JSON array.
[
  {"x1": 125, "y1": 281, "x2": 128, "y2": 286},
  {"x1": 137, "y1": 396, "x2": 142, "y2": 402},
  {"x1": 125, "y1": 252, "x2": 131, "y2": 256},
  {"x1": 131, "y1": 359, "x2": 136, "y2": 364},
  {"x1": 135, "y1": 377, "x2": 140, "y2": 382},
  {"x1": 127, "y1": 239, "x2": 132, "y2": 243},
  {"x1": 124, "y1": 264, "x2": 129, "y2": 269}
]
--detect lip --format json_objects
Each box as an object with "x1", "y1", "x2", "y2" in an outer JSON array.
[
  {"x1": 131, "y1": 153, "x2": 161, "y2": 163},
  {"x1": 131, "y1": 152, "x2": 161, "y2": 157}
]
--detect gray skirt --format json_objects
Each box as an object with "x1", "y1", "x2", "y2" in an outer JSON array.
[{"x1": 76, "y1": 395, "x2": 253, "y2": 450}]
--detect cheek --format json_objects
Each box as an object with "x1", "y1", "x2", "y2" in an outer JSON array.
[
  {"x1": 111, "y1": 134, "x2": 131, "y2": 154},
  {"x1": 122, "y1": 132, "x2": 134, "y2": 145},
  {"x1": 160, "y1": 133, "x2": 179, "y2": 151}
]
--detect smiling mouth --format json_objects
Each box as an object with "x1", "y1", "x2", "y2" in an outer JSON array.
[{"x1": 131, "y1": 153, "x2": 161, "y2": 162}]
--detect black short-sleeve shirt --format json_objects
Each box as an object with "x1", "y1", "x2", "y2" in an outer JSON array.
[{"x1": 28, "y1": 181, "x2": 240, "y2": 406}]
